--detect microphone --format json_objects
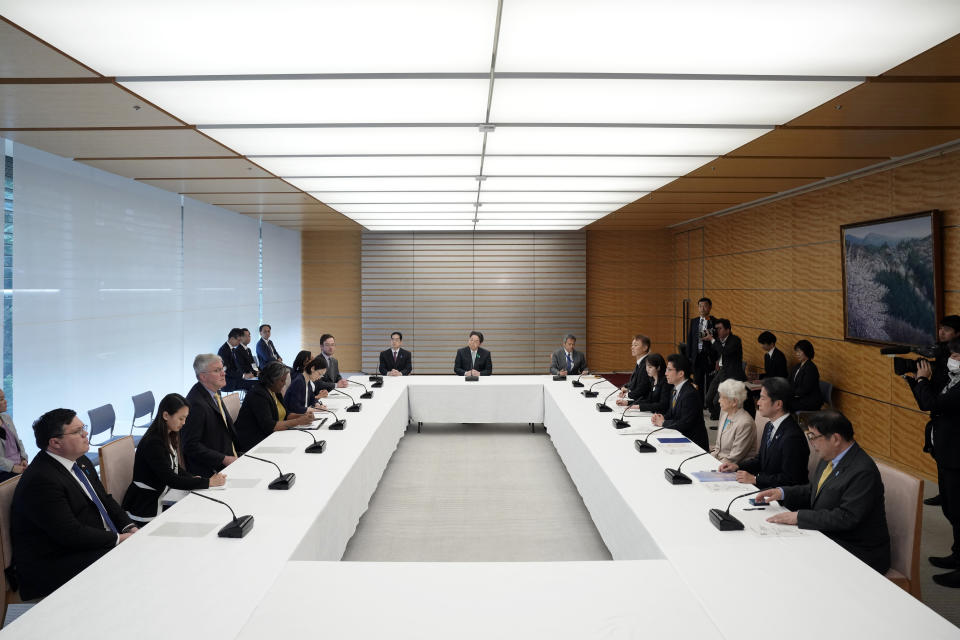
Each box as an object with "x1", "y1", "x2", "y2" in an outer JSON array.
[
  {"x1": 612, "y1": 405, "x2": 632, "y2": 429},
  {"x1": 288, "y1": 428, "x2": 328, "y2": 454},
  {"x1": 571, "y1": 370, "x2": 586, "y2": 388},
  {"x1": 635, "y1": 426, "x2": 667, "y2": 453},
  {"x1": 709, "y1": 489, "x2": 763, "y2": 531},
  {"x1": 581, "y1": 379, "x2": 603, "y2": 398},
  {"x1": 332, "y1": 388, "x2": 362, "y2": 412},
  {"x1": 243, "y1": 454, "x2": 296, "y2": 490},
  {"x1": 316, "y1": 406, "x2": 346, "y2": 430},
  {"x1": 347, "y1": 378, "x2": 374, "y2": 399},
  {"x1": 188, "y1": 490, "x2": 254, "y2": 538},
  {"x1": 595, "y1": 387, "x2": 617, "y2": 412},
  {"x1": 361, "y1": 371, "x2": 384, "y2": 387},
  {"x1": 664, "y1": 451, "x2": 710, "y2": 485}
]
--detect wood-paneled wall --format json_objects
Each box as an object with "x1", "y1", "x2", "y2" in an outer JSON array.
[
  {"x1": 302, "y1": 230, "x2": 362, "y2": 371},
  {"x1": 671, "y1": 150, "x2": 960, "y2": 480}
]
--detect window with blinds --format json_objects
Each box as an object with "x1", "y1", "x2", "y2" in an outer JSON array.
[{"x1": 361, "y1": 231, "x2": 585, "y2": 375}]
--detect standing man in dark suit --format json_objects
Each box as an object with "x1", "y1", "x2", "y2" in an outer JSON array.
[
  {"x1": 379, "y1": 331, "x2": 413, "y2": 376},
  {"x1": 454, "y1": 331, "x2": 492, "y2": 376},
  {"x1": 703, "y1": 319, "x2": 747, "y2": 419},
  {"x1": 256, "y1": 324, "x2": 283, "y2": 368},
  {"x1": 758, "y1": 330, "x2": 788, "y2": 379},
  {"x1": 236, "y1": 327, "x2": 260, "y2": 377},
  {"x1": 719, "y1": 377, "x2": 808, "y2": 489},
  {"x1": 10, "y1": 408, "x2": 137, "y2": 600},
  {"x1": 317, "y1": 333, "x2": 351, "y2": 391},
  {"x1": 617, "y1": 334, "x2": 651, "y2": 406},
  {"x1": 218, "y1": 328, "x2": 255, "y2": 392},
  {"x1": 651, "y1": 354, "x2": 709, "y2": 450},
  {"x1": 550, "y1": 334, "x2": 587, "y2": 377},
  {"x1": 686, "y1": 297, "x2": 717, "y2": 403},
  {"x1": 181, "y1": 353, "x2": 240, "y2": 477},
  {"x1": 756, "y1": 411, "x2": 890, "y2": 574}
]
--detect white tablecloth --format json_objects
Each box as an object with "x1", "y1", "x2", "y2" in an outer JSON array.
[{"x1": 406, "y1": 375, "x2": 545, "y2": 423}]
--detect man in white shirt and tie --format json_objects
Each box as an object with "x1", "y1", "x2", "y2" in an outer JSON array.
[
  {"x1": 550, "y1": 334, "x2": 587, "y2": 377},
  {"x1": 454, "y1": 331, "x2": 492, "y2": 376},
  {"x1": 379, "y1": 331, "x2": 412, "y2": 376}
]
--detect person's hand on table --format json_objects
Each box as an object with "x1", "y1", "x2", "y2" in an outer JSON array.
[
  {"x1": 336, "y1": 379, "x2": 350, "y2": 388},
  {"x1": 718, "y1": 461, "x2": 738, "y2": 472},
  {"x1": 558, "y1": 369, "x2": 567, "y2": 377},
  {"x1": 388, "y1": 369, "x2": 402, "y2": 376},
  {"x1": 615, "y1": 397, "x2": 629, "y2": 406},
  {"x1": 735, "y1": 470, "x2": 757, "y2": 485},
  {"x1": 209, "y1": 472, "x2": 227, "y2": 487},
  {"x1": 650, "y1": 414, "x2": 664, "y2": 427},
  {"x1": 290, "y1": 413, "x2": 315, "y2": 427},
  {"x1": 222, "y1": 455, "x2": 238, "y2": 466},
  {"x1": 767, "y1": 511, "x2": 798, "y2": 525},
  {"x1": 316, "y1": 390, "x2": 329, "y2": 399},
  {"x1": 618, "y1": 388, "x2": 628, "y2": 397},
  {"x1": 753, "y1": 488, "x2": 781, "y2": 505}
]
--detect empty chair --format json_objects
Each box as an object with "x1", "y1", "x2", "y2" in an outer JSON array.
[
  {"x1": 130, "y1": 391, "x2": 155, "y2": 444},
  {"x1": 0, "y1": 476, "x2": 22, "y2": 627},
  {"x1": 87, "y1": 404, "x2": 123, "y2": 468},
  {"x1": 819, "y1": 380, "x2": 834, "y2": 408},
  {"x1": 877, "y1": 462, "x2": 923, "y2": 599},
  {"x1": 222, "y1": 392, "x2": 241, "y2": 424},
  {"x1": 98, "y1": 436, "x2": 135, "y2": 506}
]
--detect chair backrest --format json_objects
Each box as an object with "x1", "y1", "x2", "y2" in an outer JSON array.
[
  {"x1": 222, "y1": 393, "x2": 241, "y2": 423},
  {"x1": 877, "y1": 462, "x2": 923, "y2": 595},
  {"x1": 88, "y1": 404, "x2": 116, "y2": 440},
  {"x1": 131, "y1": 391, "x2": 155, "y2": 425},
  {"x1": 819, "y1": 380, "x2": 833, "y2": 408},
  {"x1": 0, "y1": 476, "x2": 20, "y2": 572},
  {"x1": 753, "y1": 411, "x2": 766, "y2": 446},
  {"x1": 99, "y1": 436, "x2": 135, "y2": 505}
]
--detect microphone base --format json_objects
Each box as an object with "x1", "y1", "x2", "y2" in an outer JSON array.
[
  {"x1": 360, "y1": 391, "x2": 374, "y2": 399},
  {"x1": 368, "y1": 375, "x2": 384, "y2": 383},
  {"x1": 612, "y1": 418, "x2": 631, "y2": 429},
  {"x1": 218, "y1": 515, "x2": 254, "y2": 538},
  {"x1": 634, "y1": 440, "x2": 657, "y2": 453},
  {"x1": 371, "y1": 381, "x2": 384, "y2": 388},
  {"x1": 552, "y1": 375, "x2": 565, "y2": 381},
  {"x1": 346, "y1": 403, "x2": 362, "y2": 412},
  {"x1": 465, "y1": 375, "x2": 479, "y2": 382},
  {"x1": 709, "y1": 508, "x2": 745, "y2": 531},
  {"x1": 305, "y1": 440, "x2": 327, "y2": 454},
  {"x1": 581, "y1": 390, "x2": 598, "y2": 398},
  {"x1": 329, "y1": 420, "x2": 346, "y2": 430},
  {"x1": 269, "y1": 473, "x2": 296, "y2": 490},
  {"x1": 571, "y1": 381, "x2": 584, "y2": 387},
  {"x1": 664, "y1": 469, "x2": 692, "y2": 484},
  {"x1": 596, "y1": 403, "x2": 613, "y2": 412}
]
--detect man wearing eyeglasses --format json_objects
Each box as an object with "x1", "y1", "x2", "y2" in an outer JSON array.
[
  {"x1": 181, "y1": 353, "x2": 241, "y2": 477},
  {"x1": 10, "y1": 408, "x2": 137, "y2": 600}
]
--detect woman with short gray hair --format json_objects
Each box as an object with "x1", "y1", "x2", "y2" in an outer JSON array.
[{"x1": 710, "y1": 378, "x2": 757, "y2": 465}]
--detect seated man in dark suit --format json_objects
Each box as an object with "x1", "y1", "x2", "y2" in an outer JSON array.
[
  {"x1": 686, "y1": 297, "x2": 717, "y2": 403},
  {"x1": 181, "y1": 353, "x2": 241, "y2": 477},
  {"x1": 719, "y1": 377, "x2": 808, "y2": 489},
  {"x1": 550, "y1": 334, "x2": 587, "y2": 377},
  {"x1": 218, "y1": 328, "x2": 255, "y2": 392},
  {"x1": 10, "y1": 408, "x2": 138, "y2": 600},
  {"x1": 454, "y1": 331, "x2": 493, "y2": 376},
  {"x1": 703, "y1": 318, "x2": 747, "y2": 420},
  {"x1": 758, "y1": 330, "x2": 788, "y2": 379},
  {"x1": 756, "y1": 410, "x2": 891, "y2": 574},
  {"x1": 379, "y1": 331, "x2": 413, "y2": 376},
  {"x1": 256, "y1": 323, "x2": 283, "y2": 368},
  {"x1": 316, "y1": 333, "x2": 351, "y2": 391},
  {"x1": 236, "y1": 327, "x2": 260, "y2": 377},
  {"x1": 616, "y1": 334, "x2": 651, "y2": 406},
  {"x1": 650, "y1": 354, "x2": 709, "y2": 451}
]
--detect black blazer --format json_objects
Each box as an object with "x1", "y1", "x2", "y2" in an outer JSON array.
[
  {"x1": 11, "y1": 451, "x2": 134, "y2": 600},
  {"x1": 234, "y1": 383, "x2": 285, "y2": 452},
  {"x1": 739, "y1": 415, "x2": 809, "y2": 489},
  {"x1": 910, "y1": 377, "x2": 960, "y2": 468},
  {"x1": 762, "y1": 348, "x2": 789, "y2": 380},
  {"x1": 625, "y1": 356, "x2": 652, "y2": 402},
  {"x1": 218, "y1": 342, "x2": 244, "y2": 392},
  {"x1": 632, "y1": 378, "x2": 672, "y2": 413},
  {"x1": 686, "y1": 315, "x2": 717, "y2": 363},
  {"x1": 454, "y1": 347, "x2": 492, "y2": 376},
  {"x1": 181, "y1": 382, "x2": 240, "y2": 477},
  {"x1": 782, "y1": 442, "x2": 890, "y2": 574},
  {"x1": 379, "y1": 348, "x2": 412, "y2": 375},
  {"x1": 791, "y1": 360, "x2": 822, "y2": 411},
  {"x1": 236, "y1": 345, "x2": 259, "y2": 375},
  {"x1": 284, "y1": 373, "x2": 314, "y2": 415},
  {"x1": 122, "y1": 431, "x2": 210, "y2": 522},
  {"x1": 661, "y1": 381, "x2": 709, "y2": 450},
  {"x1": 315, "y1": 355, "x2": 343, "y2": 392},
  {"x1": 712, "y1": 333, "x2": 747, "y2": 382}
]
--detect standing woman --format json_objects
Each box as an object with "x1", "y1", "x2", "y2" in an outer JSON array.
[
  {"x1": 629, "y1": 353, "x2": 672, "y2": 413},
  {"x1": 123, "y1": 393, "x2": 226, "y2": 526},
  {"x1": 0, "y1": 389, "x2": 27, "y2": 481},
  {"x1": 234, "y1": 361, "x2": 315, "y2": 451},
  {"x1": 790, "y1": 339, "x2": 822, "y2": 411},
  {"x1": 284, "y1": 355, "x2": 329, "y2": 414}
]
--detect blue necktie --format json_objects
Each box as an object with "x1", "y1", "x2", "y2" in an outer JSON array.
[
  {"x1": 72, "y1": 463, "x2": 118, "y2": 533},
  {"x1": 763, "y1": 422, "x2": 775, "y2": 450},
  {"x1": 567, "y1": 353, "x2": 573, "y2": 372}
]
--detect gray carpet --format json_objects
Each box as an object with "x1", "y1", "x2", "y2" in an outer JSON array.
[{"x1": 342, "y1": 423, "x2": 613, "y2": 562}]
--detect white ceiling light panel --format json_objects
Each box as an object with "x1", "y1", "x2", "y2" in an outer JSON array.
[
  {"x1": 482, "y1": 176, "x2": 675, "y2": 191},
  {"x1": 484, "y1": 127, "x2": 770, "y2": 156},
  {"x1": 204, "y1": 127, "x2": 484, "y2": 156},
  {"x1": 478, "y1": 203, "x2": 617, "y2": 212},
  {"x1": 255, "y1": 155, "x2": 482, "y2": 177},
  {"x1": 363, "y1": 223, "x2": 477, "y2": 231},
  {"x1": 290, "y1": 176, "x2": 479, "y2": 192},
  {"x1": 347, "y1": 212, "x2": 476, "y2": 221},
  {"x1": 333, "y1": 204, "x2": 478, "y2": 214},
  {"x1": 482, "y1": 155, "x2": 711, "y2": 176},
  {"x1": 310, "y1": 191, "x2": 479, "y2": 204},
  {"x1": 478, "y1": 191, "x2": 648, "y2": 203}
]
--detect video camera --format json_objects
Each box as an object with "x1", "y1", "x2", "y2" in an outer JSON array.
[{"x1": 883, "y1": 344, "x2": 940, "y2": 376}]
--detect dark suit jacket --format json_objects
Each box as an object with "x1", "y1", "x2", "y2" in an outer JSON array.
[
  {"x1": 236, "y1": 345, "x2": 259, "y2": 375},
  {"x1": 632, "y1": 378, "x2": 672, "y2": 413},
  {"x1": 686, "y1": 315, "x2": 717, "y2": 364},
  {"x1": 661, "y1": 381, "x2": 709, "y2": 450},
  {"x1": 454, "y1": 347, "x2": 492, "y2": 376},
  {"x1": 762, "y1": 348, "x2": 789, "y2": 380},
  {"x1": 11, "y1": 451, "x2": 134, "y2": 600},
  {"x1": 379, "y1": 348, "x2": 412, "y2": 376},
  {"x1": 218, "y1": 342, "x2": 245, "y2": 392},
  {"x1": 256, "y1": 338, "x2": 281, "y2": 368},
  {"x1": 550, "y1": 348, "x2": 587, "y2": 376},
  {"x1": 181, "y1": 382, "x2": 240, "y2": 477},
  {"x1": 235, "y1": 383, "x2": 286, "y2": 452},
  {"x1": 791, "y1": 360, "x2": 822, "y2": 411},
  {"x1": 284, "y1": 373, "x2": 314, "y2": 415},
  {"x1": 782, "y1": 442, "x2": 891, "y2": 573},
  {"x1": 739, "y1": 415, "x2": 809, "y2": 489},
  {"x1": 910, "y1": 377, "x2": 960, "y2": 468},
  {"x1": 122, "y1": 431, "x2": 209, "y2": 522},
  {"x1": 711, "y1": 333, "x2": 747, "y2": 382},
  {"x1": 625, "y1": 356, "x2": 652, "y2": 402},
  {"x1": 316, "y1": 354, "x2": 343, "y2": 391}
]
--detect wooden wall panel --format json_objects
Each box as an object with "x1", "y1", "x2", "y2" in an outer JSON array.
[{"x1": 302, "y1": 230, "x2": 362, "y2": 371}]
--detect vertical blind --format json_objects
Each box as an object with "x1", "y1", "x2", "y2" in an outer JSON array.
[{"x1": 361, "y1": 231, "x2": 585, "y2": 374}]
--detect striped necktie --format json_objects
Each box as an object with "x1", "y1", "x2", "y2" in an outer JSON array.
[{"x1": 671, "y1": 389, "x2": 678, "y2": 409}]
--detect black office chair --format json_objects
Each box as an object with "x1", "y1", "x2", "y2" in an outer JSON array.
[
  {"x1": 130, "y1": 391, "x2": 155, "y2": 446},
  {"x1": 87, "y1": 404, "x2": 124, "y2": 468}
]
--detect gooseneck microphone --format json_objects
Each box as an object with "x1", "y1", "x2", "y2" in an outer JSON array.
[
  {"x1": 571, "y1": 370, "x2": 586, "y2": 388},
  {"x1": 288, "y1": 428, "x2": 328, "y2": 454},
  {"x1": 595, "y1": 387, "x2": 618, "y2": 412},
  {"x1": 635, "y1": 426, "x2": 667, "y2": 453},
  {"x1": 581, "y1": 379, "x2": 604, "y2": 398},
  {"x1": 316, "y1": 406, "x2": 347, "y2": 430},
  {"x1": 709, "y1": 489, "x2": 763, "y2": 531},
  {"x1": 188, "y1": 490, "x2": 254, "y2": 538},
  {"x1": 612, "y1": 405, "x2": 632, "y2": 429},
  {"x1": 361, "y1": 371, "x2": 385, "y2": 386},
  {"x1": 347, "y1": 378, "x2": 374, "y2": 399},
  {"x1": 664, "y1": 450, "x2": 710, "y2": 485},
  {"x1": 332, "y1": 388, "x2": 362, "y2": 412},
  {"x1": 243, "y1": 454, "x2": 296, "y2": 490}
]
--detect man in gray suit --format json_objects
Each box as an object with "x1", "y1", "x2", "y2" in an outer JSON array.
[
  {"x1": 755, "y1": 410, "x2": 890, "y2": 574},
  {"x1": 550, "y1": 334, "x2": 588, "y2": 377},
  {"x1": 316, "y1": 333, "x2": 350, "y2": 391}
]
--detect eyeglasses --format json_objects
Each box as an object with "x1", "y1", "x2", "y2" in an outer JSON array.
[
  {"x1": 806, "y1": 432, "x2": 825, "y2": 442},
  {"x1": 60, "y1": 425, "x2": 89, "y2": 438},
  {"x1": 205, "y1": 367, "x2": 225, "y2": 375}
]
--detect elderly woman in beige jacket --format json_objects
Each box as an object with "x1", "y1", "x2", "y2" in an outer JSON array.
[{"x1": 710, "y1": 379, "x2": 757, "y2": 465}]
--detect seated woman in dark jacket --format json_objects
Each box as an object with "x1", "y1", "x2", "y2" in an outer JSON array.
[
  {"x1": 629, "y1": 353, "x2": 673, "y2": 413},
  {"x1": 235, "y1": 361, "x2": 315, "y2": 451},
  {"x1": 790, "y1": 339, "x2": 822, "y2": 411},
  {"x1": 284, "y1": 355, "x2": 329, "y2": 415},
  {"x1": 123, "y1": 393, "x2": 226, "y2": 526}
]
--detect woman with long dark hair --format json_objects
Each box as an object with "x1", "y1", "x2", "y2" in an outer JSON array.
[
  {"x1": 284, "y1": 355, "x2": 329, "y2": 415},
  {"x1": 123, "y1": 393, "x2": 226, "y2": 526}
]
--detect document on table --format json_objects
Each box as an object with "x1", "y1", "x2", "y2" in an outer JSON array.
[
  {"x1": 204, "y1": 478, "x2": 262, "y2": 490},
  {"x1": 690, "y1": 471, "x2": 737, "y2": 483},
  {"x1": 748, "y1": 521, "x2": 806, "y2": 538}
]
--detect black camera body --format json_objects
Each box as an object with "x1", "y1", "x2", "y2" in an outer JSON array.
[{"x1": 890, "y1": 344, "x2": 941, "y2": 376}]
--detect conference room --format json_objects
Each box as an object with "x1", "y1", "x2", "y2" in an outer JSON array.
[{"x1": 0, "y1": 1, "x2": 959, "y2": 638}]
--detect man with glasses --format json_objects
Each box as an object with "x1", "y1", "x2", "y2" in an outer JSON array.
[
  {"x1": 10, "y1": 408, "x2": 137, "y2": 600},
  {"x1": 181, "y1": 354, "x2": 241, "y2": 477},
  {"x1": 650, "y1": 354, "x2": 709, "y2": 450}
]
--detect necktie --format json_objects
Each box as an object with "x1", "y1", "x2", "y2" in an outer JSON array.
[
  {"x1": 393, "y1": 350, "x2": 398, "y2": 364},
  {"x1": 215, "y1": 393, "x2": 237, "y2": 456},
  {"x1": 71, "y1": 463, "x2": 118, "y2": 533},
  {"x1": 567, "y1": 353, "x2": 573, "y2": 371},
  {"x1": 763, "y1": 422, "x2": 775, "y2": 449},
  {"x1": 816, "y1": 461, "x2": 834, "y2": 495},
  {"x1": 473, "y1": 352, "x2": 477, "y2": 365},
  {"x1": 671, "y1": 389, "x2": 678, "y2": 409}
]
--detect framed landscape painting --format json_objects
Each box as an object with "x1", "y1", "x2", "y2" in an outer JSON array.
[{"x1": 841, "y1": 210, "x2": 942, "y2": 347}]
